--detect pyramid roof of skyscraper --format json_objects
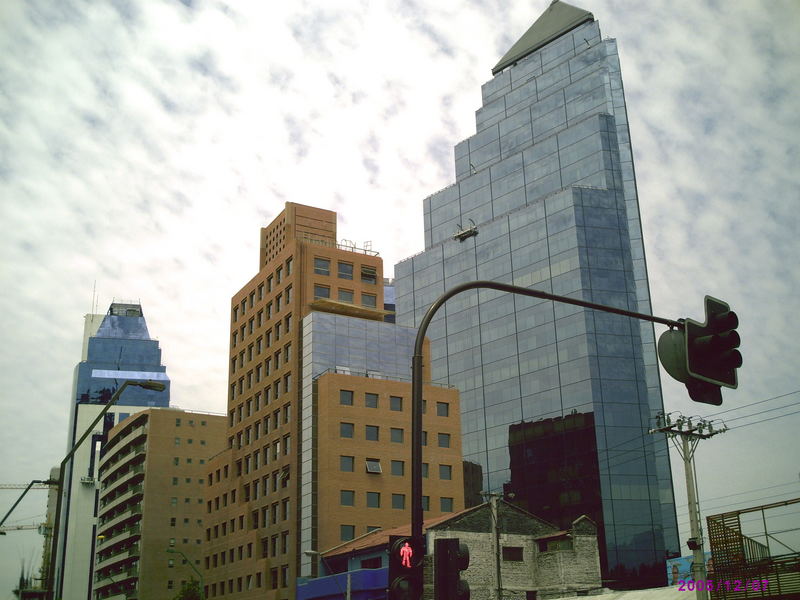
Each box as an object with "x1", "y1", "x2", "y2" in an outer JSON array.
[{"x1": 492, "y1": 0, "x2": 594, "y2": 74}]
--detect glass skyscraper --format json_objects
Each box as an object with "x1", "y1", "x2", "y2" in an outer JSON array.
[{"x1": 395, "y1": 1, "x2": 678, "y2": 587}]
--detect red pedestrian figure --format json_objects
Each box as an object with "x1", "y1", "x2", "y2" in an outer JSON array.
[{"x1": 400, "y1": 541, "x2": 413, "y2": 568}]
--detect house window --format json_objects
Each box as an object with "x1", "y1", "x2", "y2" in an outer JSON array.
[
  {"x1": 340, "y1": 490, "x2": 355, "y2": 506},
  {"x1": 314, "y1": 285, "x2": 330, "y2": 300},
  {"x1": 366, "y1": 492, "x2": 380, "y2": 508},
  {"x1": 340, "y1": 423, "x2": 354, "y2": 438},
  {"x1": 365, "y1": 425, "x2": 379, "y2": 441},
  {"x1": 390, "y1": 396, "x2": 403, "y2": 411},
  {"x1": 365, "y1": 392, "x2": 378, "y2": 408},
  {"x1": 340, "y1": 525, "x2": 355, "y2": 541},
  {"x1": 340, "y1": 390, "x2": 354, "y2": 406},
  {"x1": 503, "y1": 546, "x2": 524, "y2": 561},
  {"x1": 362, "y1": 293, "x2": 377, "y2": 308},
  {"x1": 314, "y1": 257, "x2": 330, "y2": 275},
  {"x1": 338, "y1": 262, "x2": 353, "y2": 280},
  {"x1": 390, "y1": 428, "x2": 404, "y2": 443},
  {"x1": 392, "y1": 494, "x2": 405, "y2": 509}
]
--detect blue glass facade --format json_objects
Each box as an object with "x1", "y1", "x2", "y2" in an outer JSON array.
[{"x1": 395, "y1": 8, "x2": 677, "y2": 587}]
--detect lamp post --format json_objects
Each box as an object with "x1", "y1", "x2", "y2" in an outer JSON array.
[
  {"x1": 45, "y1": 379, "x2": 166, "y2": 600},
  {"x1": 166, "y1": 548, "x2": 205, "y2": 599}
]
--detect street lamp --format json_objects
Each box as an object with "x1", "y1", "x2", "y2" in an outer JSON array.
[
  {"x1": 166, "y1": 548, "x2": 204, "y2": 599},
  {"x1": 45, "y1": 379, "x2": 166, "y2": 600}
]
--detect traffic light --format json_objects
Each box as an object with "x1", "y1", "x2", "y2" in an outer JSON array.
[
  {"x1": 388, "y1": 536, "x2": 422, "y2": 600},
  {"x1": 434, "y1": 538, "x2": 470, "y2": 600},
  {"x1": 657, "y1": 295, "x2": 742, "y2": 405}
]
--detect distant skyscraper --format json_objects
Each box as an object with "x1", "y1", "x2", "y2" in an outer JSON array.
[
  {"x1": 55, "y1": 302, "x2": 170, "y2": 600},
  {"x1": 395, "y1": 1, "x2": 678, "y2": 587}
]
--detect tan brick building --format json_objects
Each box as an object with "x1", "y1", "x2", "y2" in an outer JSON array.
[
  {"x1": 203, "y1": 203, "x2": 464, "y2": 598},
  {"x1": 93, "y1": 408, "x2": 226, "y2": 600}
]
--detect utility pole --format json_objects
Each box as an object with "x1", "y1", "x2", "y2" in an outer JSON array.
[
  {"x1": 481, "y1": 491, "x2": 503, "y2": 600},
  {"x1": 650, "y1": 412, "x2": 727, "y2": 600}
]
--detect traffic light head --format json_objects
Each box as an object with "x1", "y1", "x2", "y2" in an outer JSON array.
[
  {"x1": 685, "y1": 296, "x2": 742, "y2": 389},
  {"x1": 388, "y1": 536, "x2": 422, "y2": 600},
  {"x1": 434, "y1": 538, "x2": 470, "y2": 600}
]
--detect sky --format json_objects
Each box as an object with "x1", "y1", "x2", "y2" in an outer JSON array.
[{"x1": 1, "y1": 0, "x2": 799, "y2": 596}]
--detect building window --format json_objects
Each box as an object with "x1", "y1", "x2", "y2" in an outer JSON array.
[
  {"x1": 338, "y1": 262, "x2": 353, "y2": 280},
  {"x1": 390, "y1": 396, "x2": 403, "y2": 411},
  {"x1": 390, "y1": 428, "x2": 404, "y2": 443},
  {"x1": 366, "y1": 492, "x2": 380, "y2": 508},
  {"x1": 436, "y1": 402, "x2": 449, "y2": 417},
  {"x1": 391, "y1": 460, "x2": 404, "y2": 476},
  {"x1": 422, "y1": 496, "x2": 430, "y2": 511},
  {"x1": 502, "y1": 546, "x2": 524, "y2": 561},
  {"x1": 313, "y1": 285, "x2": 330, "y2": 300},
  {"x1": 365, "y1": 392, "x2": 378, "y2": 408},
  {"x1": 422, "y1": 463, "x2": 429, "y2": 478},
  {"x1": 314, "y1": 257, "x2": 330, "y2": 275},
  {"x1": 365, "y1": 458, "x2": 382, "y2": 473},
  {"x1": 338, "y1": 289, "x2": 354, "y2": 303},
  {"x1": 340, "y1": 390, "x2": 354, "y2": 406},
  {"x1": 438, "y1": 433, "x2": 451, "y2": 448},
  {"x1": 440, "y1": 497, "x2": 454, "y2": 512},
  {"x1": 360, "y1": 556, "x2": 381, "y2": 569},
  {"x1": 361, "y1": 265, "x2": 377, "y2": 284},
  {"x1": 286, "y1": 257, "x2": 293, "y2": 275},
  {"x1": 340, "y1": 422, "x2": 354, "y2": 438},
  {"x1": 392, "y1": 493, "x2": 406, "y2": 509},
  {"x1": 340, "y1": 525, "x2": 355, "y2": 541},
  {"x1": 340, "y1": 456, "x2": 354, "y2": 472},
  {"x1": 362, "y1": 293, "x2": 377, "y2": 308},
  {"x1": 439, "y1": 464, "x2": 452, "y2": 480},
  {"x1": 365, "y1": 425, "x2": 379, "y2": 441},
  {"x1": 340, "y1": 490, "x2": 355, "y2": 506}
]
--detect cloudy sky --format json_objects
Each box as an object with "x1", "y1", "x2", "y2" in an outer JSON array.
[{"x1": 1, "y1": 0, "x2": 799, "y2": 595}]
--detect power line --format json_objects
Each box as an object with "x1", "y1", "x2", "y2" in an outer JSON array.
[
  {"x1": 728, "y1": 408, "x2": 800, "y2": 430},
  {"x1": 705, "y1": 390, "x2": 799, "y2": 417}
]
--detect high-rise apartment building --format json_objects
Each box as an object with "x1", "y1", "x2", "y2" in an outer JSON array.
[
  {"x1": 203, "y1": 203, "x2": 464, "y2": 599},
  {"x1": 395, "y1": 1, "x2": 678, "y2": 587},
  {"x1": 93, "y1": 408, "x2": 226, "y2": 600},
  {"x1": 55, "y1": 303, "x2": 171, "y2": 600}
]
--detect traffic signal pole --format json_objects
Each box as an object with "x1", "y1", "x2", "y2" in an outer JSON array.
[{"x1": 411, "y1": 281, "x2": 684, "y2": 599}]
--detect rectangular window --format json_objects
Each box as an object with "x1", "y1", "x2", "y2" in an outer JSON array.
[
  {"x1": 436, "y1": 402, "x2": 449, "y2": 417},
  {"x1": 286, "y1": 257, "x2": 293, "y2": 275},
  {"x1": 503, "y1": 546, "x2": 524, "y2": 561},
  {"x1": 422, "y1": 463, "x2": 429, "y2": 478},
  {"x1": 391, "y1": 460, "x2": 404, "y2": 476},
  {"x1": 439, "y1": 464, "x2": 452, "y2": 480},
  {"x1": 366, "y1": 492, "x2": 380, "y2": 508},
  {"x1": 340, "y1": 490, "x2": 355, "y2": 506},
  {"x1": 361, "y1": 265, "x2": 377, "y2": 284},
  {"x1": 390, "y1": 428, "x2": 404, "y2": 443},
  {"x1": 338, "y1": 289, "x2": 354, "y2": 303},
  {"x1": 340, "y1": 422, "x2": 354, "y2": 438},
  {"x1": 314, "y1": 257, "x2": 330, "y2": 275},
  {"x1": 390, "y1": 396, "x2": 403, "y2": 411},
  {"x1": 365, "y1": 392, "x2": 378, "y2": 408},
  {"x1": 365, "y1": 425, "x2": 379, "y2": 441},
  {"x1": 362, "y1": 293, "x2": 377, "y2": 308},
  {"x1": 314, "y1": 285, "x2": 330, "y2": 300},
  {"x1": 440, "y1": 497, "x2": 454, "y2": 512},
  {"x1": 340, "y1": 456, "x2": 354, "y2": 472},
  {"x1": 341, "y1": 525, "x2": 355, "y2": 541},
  {"x1": 365, "y1": 458, "x2": 382, "y2": 474},
  {"x1": 438, "y1": 433, "x2": 451, "y2": 448},
  {"x1": 338, "y1": 262, "x2": 353, "y2": 280},
  {"x1": 392, "y1": 494, "x2": 406, "y2": 509},
  {"x1": 340, "y1": 390, "x2": 354, "y2": 405},
  {"x1": 422, "y1": 496, "x2": 430, "y2": 511}
]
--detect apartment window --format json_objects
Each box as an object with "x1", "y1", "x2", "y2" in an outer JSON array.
[
  {"x1": 362, "y1": 293, "x2": 377, "y2": 308},
  {"x1": 422, "y1": 463, "x2": 429, "y2": 478},
  {"x1": 340, "y1": 422, "x2": 354, "y2": 438},
  {"x1": 286, "y1": 257, "x2": 293, "y2": 275},
  {"x1": 391, "y1": 460, "x2": 404, "y2": 476},
  {"x1": 440, "y1": 497, "x2": 454, "y2": 512},
  {"x1": 340, "y1": 456, "x2": 355, "y2": 472},
  {"x1": 338, "y1": 289, "x2": 354, "y2": 303},
  {"x1": 365, "y1": 458, "x2": 382, "y2": 474},
  {"x1": 361, "y1": 265, "x2": 377, "y2": 284},
  {"x1": 270, "y1": 568, "x2": 278, "y2": 590},
  {"x1": 275, "y1": 293, "x2": 281, "y2": 313},
  {"x1": 503, "y1": 546, "x2": 524, "y2": 561},
  {"x1": 340, "y1": 525, "x2": 355, "y2": 541},
  {"x1": 439, "y1": 464, "x2": 452, "y2": 480},
  {"x1": 437, "y1": 402, "x2": 449, "y2": 417},
  {"x1": 340, "y1": 490, "x2": 355, "y2": 506},
  {"x1": 422, "y1": 496, "x2": 430, "y2": 511},
  {"x1": 438, "y1": 433, "x2": 451, "y2": 448},
  {"x1": 365, "y1": 392, "x2": 378, "y2": 408},
  {"x1": 233, "y1": 306, "x2": 239, "y2": 322},
  {"x1": 340, "y1": 389, "x2": 353, "y2": 406},
  {"x1": 267, "y1": 275, "x2": 273, "y2": 292},
  {"x1": 365, "y1": 425, "x2": 379, "y2": 441},
  {"x1": 366, "y1": 492, "x2": 380, "y2": 508},
  {"x1": 390, "y1": 396, "x2": 403, "y2": 411},
  {"x1": 175, "y1": 437, "x2": 180, "y2": 446},
  {"x1": 314, "y1": 257, "x2": 330, "y2": 275},
  {"x1": 313, "y1": 285, "x2": 330, "y2": 300},
  {"x1": 257, "y1": 283, "x2": 264, "y2": 301},
  {"x1": 338, "y1": 262, "x2": 353, "y2": 280},
  {"x1": 285, "y1": 285, "x2": 293, "y2": 304},
  {"x1": 276, "y1": 266, "x2": 283, "y2": 284},
  {"x1": 392, "y1": 493, "x2": 406, "y2": 509},
  {"x1": 390, "y1": 428, "x2": 404, "y2": 443}
]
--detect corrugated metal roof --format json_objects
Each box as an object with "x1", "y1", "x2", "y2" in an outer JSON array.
[{"x1": 492, "y1": 0, "x2": 594, "y2": 74}]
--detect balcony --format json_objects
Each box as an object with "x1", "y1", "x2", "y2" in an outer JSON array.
[
  {"x1": 100, "y1": 463, "x2": 144, "y2": 496},
  {"x1": 95, "y1": 543, "x2": 139, "y2": 574},
  {"x1": 98, "y1": 503, "x2": 142, "y2": 537},
  {"x1": 98, "y1": 523, "x2": 141, "y2": 549},
  {"x1": 100, "y1": 442, "x2": 147, "y2": 483},
  {"x1": 100, "y1": 424, "x2": 148, "y2": 469},
  {"x1": 100, "y1": 483, "x2": 143, "y2": 515}
]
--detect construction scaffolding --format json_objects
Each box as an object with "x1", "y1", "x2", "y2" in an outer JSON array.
[{"x1": 706, "y1": 498, "x2": 800, "y2": 599}]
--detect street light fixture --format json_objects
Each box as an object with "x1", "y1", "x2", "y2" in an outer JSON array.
[
  {"x1": 166, "y1": 548, "x2": 204, "y2": 599},
  {"x1": 45, "y1": 379, "x2": 166, "y2": 600}
]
